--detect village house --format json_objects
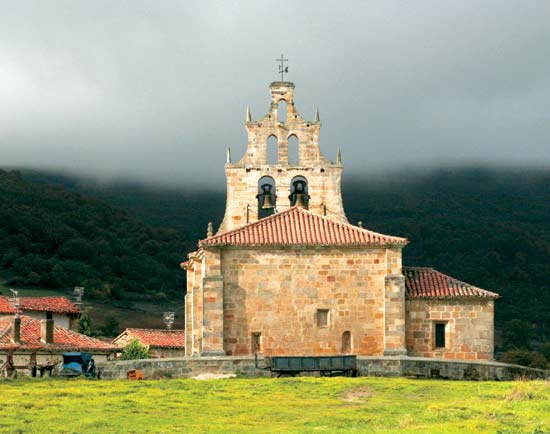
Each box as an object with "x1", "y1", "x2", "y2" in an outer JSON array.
[
  {"x1": 113, "y1": 328, "x2": 185, "y2": 358},
  {"x1": 182, "y1": 81, "x2": 499, "y2": 360},
  {"x1": 0, "y1": 315, "x2": 115, "y2": 377},
  {"x1": 0, "y1": 296, "x2": 80, "y2": 329}
]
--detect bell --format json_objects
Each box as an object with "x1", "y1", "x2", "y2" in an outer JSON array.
[
  {"x1": 294, "y1": 193, "x2": 307, "y2": 208},
  {"x1": 289, "y1": 179, "x2": 309, "y2": 208},
  {"x1": 259, "y1": 183, "x2": 275, "y2": 209}
]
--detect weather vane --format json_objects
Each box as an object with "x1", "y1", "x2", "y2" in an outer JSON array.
[{"x1": 276, "y1": 53, "x2": 288, "y2": 81}]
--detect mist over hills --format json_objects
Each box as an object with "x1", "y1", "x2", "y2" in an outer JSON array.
[{"x1": 2, "y1": 166, "x2": 550, "y2": 342}]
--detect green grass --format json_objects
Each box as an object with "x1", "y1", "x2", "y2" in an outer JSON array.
[{"x1": 0, "y1": 377, "x2": 548, "y2": 433}]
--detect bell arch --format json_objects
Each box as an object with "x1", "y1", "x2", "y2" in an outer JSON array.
[
  {"x1": 288, "y1": 134, "x2": 299, "y2": 166},
  {"x1": 289, "y1": 175, "x2": 309, "y2": 209},
  {"x1": 257, "y1": 175, "x2": 276, "y2": 218},
  {"x1": 278, "y1": 100, "x2": 288, "y2": 123},
  {"x1": 267, "y1": 135, "x2": 278, "y2": 165}
]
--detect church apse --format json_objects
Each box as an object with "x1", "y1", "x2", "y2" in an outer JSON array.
[{"x1": 218, "y1": 81, "x2": 346, "y2": 234}]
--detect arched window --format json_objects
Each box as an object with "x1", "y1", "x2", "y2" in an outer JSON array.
[
  {"x1": 342, "y1": 331, "x2": 351, "y2": 354},
  {"x1": 278, "y1": 100, "x2": 288, "y2": 123},
  {"x1": 257, "y1": 176, "x2": 276, "y2": 218},
  {"x1": 267, "y1": 135, "x2": 278, "y2": 165},
  {"x1": 288, "y1": 134, "x2": 299, "y2": 166},
  {"x1": 289, "y1": 176, "x2": 309, "y2": 208}
]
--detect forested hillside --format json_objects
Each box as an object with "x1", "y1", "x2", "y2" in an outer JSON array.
[
  {"x1": 0, "y1": 170, "x2": 187, "y2": 302},
  {"x1": 5, "y1": 167, "x2": 550, "y2": 348}
]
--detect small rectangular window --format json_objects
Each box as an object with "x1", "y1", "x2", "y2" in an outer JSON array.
[
  {"x1": 251, "y1": 332, "x2": 261, "y2": 353},
  {"x1": 435, "y1": 323, "x2": 446, "y2": 348},
  {"x1": 317, "y1": 309, "x2": 329, "y2": 327}
]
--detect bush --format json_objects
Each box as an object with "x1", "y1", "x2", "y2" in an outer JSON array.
[
  {"x1": 120, "y1": 339, "x2": 149, "y2": 360},
  {"x1": 77, "y1": 308, "x2": 93, "y2": 336},
  {"x1": 501, "y1": 349, "x2": 549, "y2": 369}
]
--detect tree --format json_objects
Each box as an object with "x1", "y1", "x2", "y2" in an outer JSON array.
[
  {"x1": 501, "y1": 349, "x2": 549, "y2": 369},
  {"x1": 77, "y1": 308, "x2": 93, "y2": 336},
  {"x1": 120, "y1": 339, "x2": 149, "y2": 360},
  {"x1": 100, "y1": 315, "x2": 120, "y2": 337},
  {"x1": 502, "y1": 319, "x2": 533, "y2": 350}
]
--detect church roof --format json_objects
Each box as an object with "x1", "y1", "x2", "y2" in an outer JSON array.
[
  {"x1": 200, "y1": 206, "x2": 408, "y2": 248},
  {"x1": 0, "y1": 296, "x2": 80, "y2": 315},
  {"x1": 404, "y1": 267, "x2": 500, "y2": 299}
]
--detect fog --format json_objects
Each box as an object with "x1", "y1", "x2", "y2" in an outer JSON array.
[{"x1": 1, "y1": 1, "x2": 549, "y2": 186}]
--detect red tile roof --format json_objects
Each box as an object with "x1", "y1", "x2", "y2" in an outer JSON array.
[
  {"x1": 200, "y1": 206, "x2": 408, "y2": 247},
  {"x1": 404, "y1": 267, "x2": 500, "y2": 299},
  {"x1": 0, "y1": 316, "x2": 115, "y2": 352},
  {"x1": 114, "y1": 328, "x2": 185, "y2": 349},
  {"x1": 0, "y1": 296, "x2": 80, "y2": 315}
]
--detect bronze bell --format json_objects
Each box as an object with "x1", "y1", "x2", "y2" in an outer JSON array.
[
  {"x1": 289, "y1": 179, "x2": 309, "y2": 208},
  {"x1": 259, "y1": 183, "x2": 275, "y2": 209}
]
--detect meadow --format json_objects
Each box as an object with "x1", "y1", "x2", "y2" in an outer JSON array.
[{"x1": 0, "y1": 377, "x2": 548, "y2": 433}]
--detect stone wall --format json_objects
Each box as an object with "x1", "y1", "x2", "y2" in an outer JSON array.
[
  {"x1": 98, "y1": 356, "x2": 268, "y2": 380},
  {"x1": 406, "y1": 299, "x2": 494, "y2": 360},
  {"x1": 215, "y1": 246, "x2": 403, "y2": 357},
  {"x1": 97, "y1": 355, "x2": 549, "y2": 381}
]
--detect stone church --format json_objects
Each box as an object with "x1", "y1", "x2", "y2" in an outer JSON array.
[{"x1": 182, "y1": 81, "x2": 499, "y2": 360}]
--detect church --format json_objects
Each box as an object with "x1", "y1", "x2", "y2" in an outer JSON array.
[{"x1": 182, "y1": 81, "x2": 499, "y2": 360}]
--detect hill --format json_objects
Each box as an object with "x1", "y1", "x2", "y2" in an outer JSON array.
[
  {"x1": 0, "y1": 169, "x2": 188, "y2": 329},
  {"x1": 5, "y1": 167, "x2": 550, "y2": 346}
]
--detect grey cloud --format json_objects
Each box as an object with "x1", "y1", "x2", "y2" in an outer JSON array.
[{"x1": 0, "y1": 0, "x2": 549, "y2": 186}]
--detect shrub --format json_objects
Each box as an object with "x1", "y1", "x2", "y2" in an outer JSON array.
[
  {"x1": 501, "y1": 349, "x2": 549, "y2": 369},
  {"x1": 77, "y1": 308, "x2": 93, "y2": 336},
  {"x1": 121, "y1": 339, "x2": 149, "y2": 360}
]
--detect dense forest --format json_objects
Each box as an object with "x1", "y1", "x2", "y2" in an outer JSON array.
[
  {"x1": 0, "y1": 170, "x2": 188, "y2": 301},
  {"x1": 2, "y1": 167, "x2": 550, "y2": 359}
]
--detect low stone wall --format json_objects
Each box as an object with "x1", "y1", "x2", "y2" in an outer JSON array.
[
  {"x1": 97, "y1": 355, "x2": 549, "y2": 381},
  {"x1": 357, "y1": 356, "x2": 549, "y2": 381},
  {"x1": 97, "y1": 356, "x2": 270, "y2": 380}
]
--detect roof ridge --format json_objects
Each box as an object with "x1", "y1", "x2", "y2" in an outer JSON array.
[
  {"x1": 200, "y1": 206, "x2": 408, "y2": 247},
  {"x1": 201, "y1": 206, "x2": 300, "y2": 244}
]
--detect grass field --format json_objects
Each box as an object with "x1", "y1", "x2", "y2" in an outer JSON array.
[{"x1": 0, "y1": 377, "x2": 548, "y2": 433}]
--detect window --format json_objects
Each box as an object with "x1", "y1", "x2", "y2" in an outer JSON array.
[
  {"x1": 317, "y1": 309, "x2": 329, "y2": 327},
  {"x1": 251, "y1": 332, "x2": 261, "y2": 353},
  {"x1": 435, "y1": 323, "x2": 446, "y2": 348}
]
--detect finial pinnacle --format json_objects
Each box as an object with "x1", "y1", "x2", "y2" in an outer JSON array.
[
  {"x1": 358, "y1": 221, "x2": 363, "y2": 228},
  {"x1": 336, "y1": 147, "x2": 342, "y2": 164},
  {"x1": 207, "y1": 222, "x2": 214, "y2": 238},
  {"x1": 246, "y1": 106, "x2": 251, "y2": 122},
  {"x1": 314, "y1": 108, "x2": 320, "y2": 123},
  {"x1": 226, "y1": 147, "x2": 231, "y2": 164}
]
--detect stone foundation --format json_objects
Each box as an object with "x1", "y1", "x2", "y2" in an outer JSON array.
[{"x1": 97, "y1": 356, "x2": 549, "y2": 381}]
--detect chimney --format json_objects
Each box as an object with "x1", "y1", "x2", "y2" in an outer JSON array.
[
  {"x1": 11, "y1": 317, "x2": 21, "y2": 344},
  {"x1": 40, "y1": 319, "x2": 54, "y2": 344}
]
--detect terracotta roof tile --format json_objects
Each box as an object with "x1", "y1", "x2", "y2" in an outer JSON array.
[
  {"x1": 0, "y1": 316, "x2": 115, "y2": 352},
  {"x1": 200, "y1": 206, "x2": 407, "y2": 247},
  {"x1": 0, "y1": 296, "x2": 80, "y2": 314},
  {"x1": 114, "y1": 328, "x2": 185, "y2": 349},
  {"x1": 404, "y1": 267, "x2": 500, "y2": 299}
]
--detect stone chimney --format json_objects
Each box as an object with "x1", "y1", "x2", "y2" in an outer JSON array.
[
  {"x1": 11, "y1": 317, "x2": 21, "y2": 344},
  {"x1": 40, "y1": 319, "x2": 54, "y2": 344}
]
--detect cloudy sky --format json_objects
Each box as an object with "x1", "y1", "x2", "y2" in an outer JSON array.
[{"x1": 1, "y1": 1, "x2": 549, "y2": 185}]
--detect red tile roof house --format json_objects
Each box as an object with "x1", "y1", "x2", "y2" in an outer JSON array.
[
  {"x1": 113, "y1": 328, "x2": 185, "y2": 358},
  {"x1": 0, "y1": 315, "x2": 116, "y2": 377},
  {"x1": 0, "y1": 296, "x2": 80, "y2": 329}
]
